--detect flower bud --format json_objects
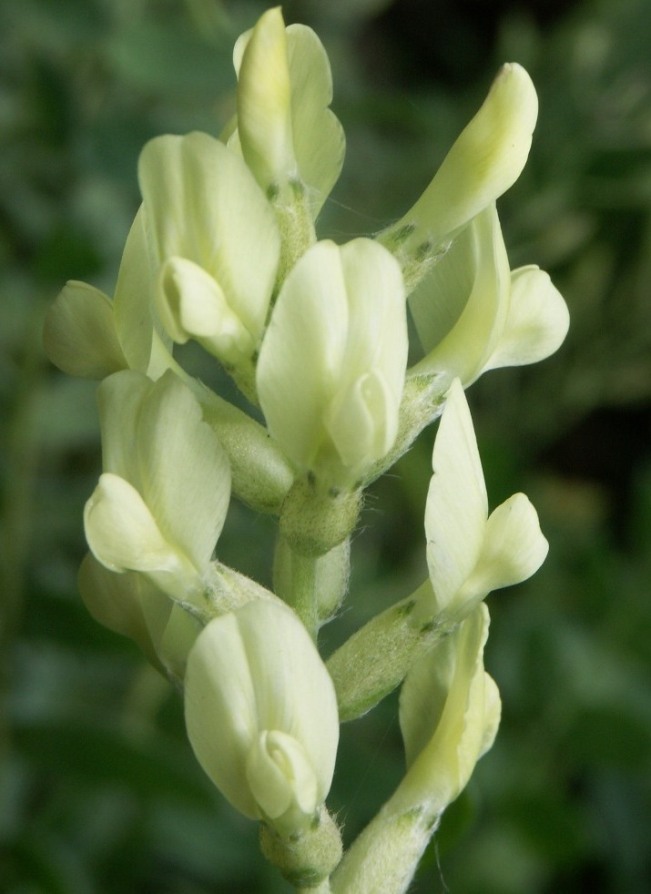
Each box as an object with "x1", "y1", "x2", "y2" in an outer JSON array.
[
  {"x1": 233, "y1": 7, "x2": 344, "y2": 217},
  {"x1": 138, "y1": 132, "x2": 280, "y2": 386},
  {"x1": 184, "y1": 600, "x2": 339, "y2": 835},
  {"x1": 84, "y1": 370, "x2": 231, "y2": 603},
  {"x1": 257, "y1": 238, "x2": 408, "y2": 490},
  {"x1": 234, "y1": 7, "x2": 296, "y2": 193}
]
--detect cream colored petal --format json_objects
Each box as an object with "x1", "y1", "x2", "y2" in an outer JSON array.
[
  {"x1": 398, "y1": 625, "x2": 458, "y2": 768},
  {"x1": 232, "y1": 24, "x2": 251, "y2": 74},
  {"x1": 326, "y1": 369, "x2": 398, "y2": 470},
  {"x1": 338, "y1": 237, "x2": 408, "y2": 404},
  {"x1": 235, "y1": 7, "x2": 296, "y2": 190},
  {"x1": 43, "y1": 281, "x2": 126, "y2": 379},
  {"x1": 410, "y1": 204, "x2": 511, "y2": 386},
  {"x1": 97, "y1": 371, "x2": 230, "y2": 574},
  {"x1": 286, "y1": 23, "x2": 345, "y2": 216},
  {"x1": 257, "y1": 240, "x2": 349, "y2": 468},
  {"x1": 113, "y1": 206, "x2": 165, "y2": 375},
  {"x1": 84, "y1": 473, "x2": 181, "y2": 574},
  {"x1": 135, "y1": 371, "x2": 231, "y2": 572},
  {"x1": 158, "y1": 256, "x2": 255, "y2": 359},
  {"x1": 425, "y1": 380, "x2": 487, "y2": 613},
  {"x1": 484, "y1": 265, "x2": 570, "y2": 371},
  {"x1": 184, "y1": 601, "x2": 339, "y2": 821},
  {"x1": 408, "y1": 229, "x2": 476, "y2": 360},
  {"x1": 245, "y1": 730, "x2": 319, "y2": 819},
  {"x1": 158, "y1": 257, "x2": 226, "y2": 341},
  {"x1": 155, "y1": 601, "x2": 202, "y2": 682},
  {"x1": 397, "y1": 606, "x2": 498, "y2": 812},
  {"x1": 323, "y1": 238, "x2": 407, "y2": 470},
  {"x1": 455, "y1": 663, "x2": 499, "y2": 782},
  {"x1": 478, "y1": 673, "x2": 502, "y2": 759},
  {"x1": 78, "y1": 552, "x2": 169, "y2": 671},
  {"x1": 184, "y1": 611, "x2": 259, "y2": 818},
  {"x1": 407, "y1": 63, "x2": 538, "y2": 245},
  {"x1": 237, "y1": 603, "x2": 339, "y2": 802},
  {"x1": 139, "y1": 132, "x2": 279, "y2": 345},
  {"x1": 97, "y1": 371, "x2": 151, "y2": 485},
  {"x1": 78, "y1": 552, "x2": 153, "y2": 641},
  {"x1": 464, "y1": 492, "x2": 549, "y2": 596}
]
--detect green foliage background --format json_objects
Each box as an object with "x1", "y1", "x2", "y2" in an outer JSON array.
[{"x1": 1, "y1": 0, "x2": 650, "y2": 891}]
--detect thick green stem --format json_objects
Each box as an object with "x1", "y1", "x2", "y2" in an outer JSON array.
[
  {"x1": 274, "y1": 536, "x2": 350, "y2": 640},
  {"x1": 274, "y1": 536, "x2": 320, "y2": 639},
  {"x1": 290, "y1": 556, "x2": 318, "y2": 635}
]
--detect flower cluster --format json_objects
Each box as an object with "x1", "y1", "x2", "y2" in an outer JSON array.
[{"x1": 44, "y1": 7, "x2": 568, "y2": 891}]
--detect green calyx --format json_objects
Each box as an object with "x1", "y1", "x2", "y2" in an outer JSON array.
[
  {"x1": 280, "y1": 476, "x2": 362, "y2": 558},
  {"x1": 259, "y1": 807, "x2": 343, "y2": 888}
]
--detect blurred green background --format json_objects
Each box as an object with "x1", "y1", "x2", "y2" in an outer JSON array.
[{"x1": 1, "y1": 0, "x2": 650, "y2": 891}]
